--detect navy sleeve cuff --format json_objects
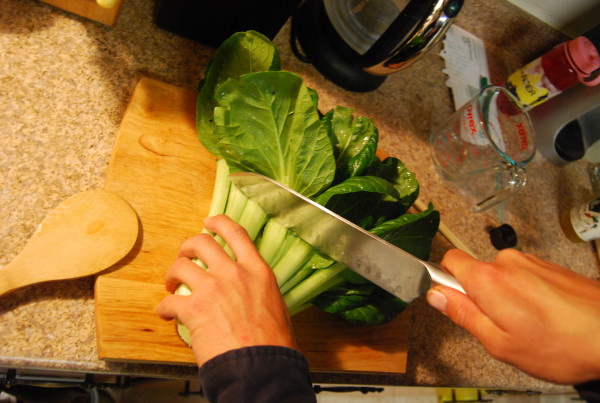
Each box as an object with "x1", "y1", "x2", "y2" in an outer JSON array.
[
  {"x1": 575, "y1": 379, "x2": 600, "y2": 403},
  {"x1": 199, "y1": 345, "x2": 316, "y2": 403}
]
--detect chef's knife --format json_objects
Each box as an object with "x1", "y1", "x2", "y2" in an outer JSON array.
[{"x1": 229, "y1": 172, "x2": 465, "y2": 303}]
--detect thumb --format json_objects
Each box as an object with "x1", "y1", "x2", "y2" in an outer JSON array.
[{"x1": 427, "y1": 286, "x2": 504, "y2": 348}]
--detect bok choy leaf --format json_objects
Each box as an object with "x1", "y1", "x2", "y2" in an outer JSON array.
[
  {"x1": 322, "y1": 106, "x2": 378, "y2": 183},
  {"x1": 197, "y1": 31, "x2": 281, "y2": 158},
  {"x1": 213, "y1": 71, "x2": 335, "y2": 197}
]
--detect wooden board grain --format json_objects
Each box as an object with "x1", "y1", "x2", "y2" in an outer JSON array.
[{"x1": 95, "y1": 78, "x2": 409, "y2": 373}]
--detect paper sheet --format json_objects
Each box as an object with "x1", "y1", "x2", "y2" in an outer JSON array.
[{"x1": 440, "y1": 25, "x2": 491, "y2": 110}]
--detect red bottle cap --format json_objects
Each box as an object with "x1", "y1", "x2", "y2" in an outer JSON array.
[{"x1": 566, "y1": 36, "x2": 600, "y2": 86}]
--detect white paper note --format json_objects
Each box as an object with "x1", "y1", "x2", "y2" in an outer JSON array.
[{"x1": 440, "y1": 25, "x2": 491, "y2": 110}]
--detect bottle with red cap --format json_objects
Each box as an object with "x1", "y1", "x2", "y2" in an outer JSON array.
[{"x1": 505, "y1": 35, "x2": 600, "y2": 111}]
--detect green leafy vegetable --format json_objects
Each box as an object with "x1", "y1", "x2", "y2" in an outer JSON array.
[
  {"x1": 315, "y1": 175, "x2": 399, "y2": 207},
  {"x1": 322, "y1": 106, "x2": 378, "y2": 182},
  {"x1": 197, "y1": 31, "x2": 281, "y2": 157},
  {"x1": 175, "y1": 31, "x2": 440, "y2": 345},
  {"x1": 371, "y1": 203, "x2": 440, "y2": 261},
  {"x1": 312, "y1": 205, "x2": 439, "y2": 325},
  {"x1": 213, "y1": 71, "x2": 335, "y2": 197},
  {"x1": 367, "y1": 157, "x2": 420, "y2": 216},
  {"x1": 312, "y1": 284, "x2": 408, "y2": 326},
  {"x1": 315, "y1": 175, "x2": 400, "y2": 228}
]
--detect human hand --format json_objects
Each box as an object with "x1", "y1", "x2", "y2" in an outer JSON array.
[
  {"x1": 427, "y1": 248, "x2": 600, "y2": 384},
  {"x1": 157, "y1": 215, "x2": 297, "y2": 366}
]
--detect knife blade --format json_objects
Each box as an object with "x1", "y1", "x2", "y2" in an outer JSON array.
[{"x1": 229, "y1": 172, "x2": 465, "y2": 303}]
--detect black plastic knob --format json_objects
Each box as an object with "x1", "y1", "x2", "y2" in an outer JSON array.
[{"x1": 489, "y1": 224, "x2": 518, "y2": 250}]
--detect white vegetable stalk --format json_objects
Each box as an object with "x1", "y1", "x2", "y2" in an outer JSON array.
[{"x1": 175, "y1": 159, "x2": 349, "y2": 345}]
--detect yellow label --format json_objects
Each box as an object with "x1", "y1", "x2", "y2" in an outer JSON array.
[{"x1": 506, "y1": 58, "x2": 549, "y2": 109}]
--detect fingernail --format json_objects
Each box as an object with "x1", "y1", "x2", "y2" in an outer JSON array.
[{"x1": 427, "y1": 289, "x2": 447, "y2": 314}]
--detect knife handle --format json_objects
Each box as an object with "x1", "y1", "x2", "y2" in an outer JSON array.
[{"x1": 423, "y1": 262, "x2": 466, "y2": 294}]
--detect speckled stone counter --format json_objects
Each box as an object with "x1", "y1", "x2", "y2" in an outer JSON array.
[{"x1": 1, "y1": 0, "x2": 598, "y2": 392}]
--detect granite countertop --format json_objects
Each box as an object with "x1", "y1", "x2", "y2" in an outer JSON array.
[{"x1": 1, "y1": 0, "x2": 598, "y2": 391}]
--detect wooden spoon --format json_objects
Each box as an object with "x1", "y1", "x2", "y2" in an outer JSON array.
[{"x1": 0, "y1": 190, "x2": 139, "y2": 296}]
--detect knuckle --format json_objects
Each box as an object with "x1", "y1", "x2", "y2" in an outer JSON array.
[
  {"x1": 229, "y1": 262, "x2": 276, "y2": 290},
  {"x1": 208, "y1": 215, "x2": 250, "y2": 240},
  {"x1": 479, "y1": 261, "x2": 502, "y2": 278},
  {"x1": 219, "y1": 261, "x2": 249, "y2": 284},
  {"x1": 229, "y1": 224, "x2": 250, "y2": 240},
  {"x1": 463, "y1": 261, "x2": 498, "y2": 289},
  {"x1": 212, "y1": 214, "x2": 229, "y2": 222},
  {"x1": 229, "y1": 265, "x2": 249, "y2": 283},
  {"x1": 195, "y1": 275, "x2": 219, "y2": 297},
  {"x1": 193, "y1": 233, "x2": 216, "y2": 245},
  {"x1": 210, "y1": 214, "x2": 237, "y2": 230},
  {"x1": 256, "y1": 266, "x2": 278, "y2": 288},
  {"x1": 446, "y1": 248, "x2": 464, "y2": 258},
  {"x1": 181, "y1": 233, "x2": 212, "y2": 251},
  {"x1": 174, "y1": 255, "x2": 191, "y2": 266},
  {"x1": 449, "y1": 303, "x2": 471, "y2": 329},
  {"x1": 168, "y1": 257, "x2": 191, "y2": 278},
  {"x1": 190, "y1": 234, "x2": 215, "y2": 255},
  {"x1": 243, "y1": 258, "x2": 276, "y2": 280},
  {"x1": 185, "y1": 294, "x2": 211, "y2": 321},
  {"x1": 441, "y1": 248, "x2": 463, "y2": 265},
  {"x1": 495, "y1": 248, "x2": 522, "y2": 263},
  {"x1": 480, "y1": 260, "x2": 511, "y2": 281}
]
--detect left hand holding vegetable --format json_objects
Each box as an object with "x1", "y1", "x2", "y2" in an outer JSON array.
[{"x1": 157, "y1": 215, "x2": 297, "y2": 366}]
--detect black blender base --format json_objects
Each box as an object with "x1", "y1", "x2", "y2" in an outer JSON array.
[
  {"x1": 155, "y1": 0, "x2": 300, "y2": 49},
  {"x1": 291, "y1": 0, "x2": 387, "y2": 92}
]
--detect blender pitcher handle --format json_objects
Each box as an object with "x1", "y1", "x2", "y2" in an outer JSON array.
[{"x1": 474, "y1": 163, "x2": 527, "y2": 213}]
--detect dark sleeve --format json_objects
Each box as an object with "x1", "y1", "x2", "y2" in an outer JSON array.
[
  {"x1": 199, "y1": 345, "x2": 316, "y2": 403},
  {"x1": 575, "y1": 379, "x2": 600, "y2": 403}
]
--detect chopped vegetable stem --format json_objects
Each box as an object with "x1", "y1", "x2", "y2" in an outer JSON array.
[
  {"x1": 257, "y1": 219, "x2": 288, "y2": 265},
  {"x1": 272, "y1": 237, "x2": 314, "y2": 286},
  {"x1": 279, "y1": 263, "x2": 315, "y2": 294},
  {"x1": 283, "y1": 263, "x2": 346, "y2": 312}
]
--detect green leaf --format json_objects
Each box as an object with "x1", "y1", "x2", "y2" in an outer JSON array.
[
  {"x1": 312, "y1": 158, "x2": 420, "y2": 230},
  {"x1": 370, "y1": 203, "x2": 440, "y2": 261},
  {"x1": 197, "y1": 31, "x2": 281, "y2": 157},
  {"x1": 314, "y1": 175, "x2": 401, "y2": 228},
  {"x1": 213, "y1": 71, "x2": 336, "y2": 197},
  {"x1": 322, "y1": 106, "x2": 378, "y2": 182},
  {"x1": 302, "y1": 251, "x2": 335, "y2": 270},
  {"x1": 311, "y1": 204, "x2": 438, "y2": 325},
  {"x1": 313, "y1": 284, "x2": 408, "y2": 326},
  {"x1": 339, "y1": 268, "x2": 369, "y2": 284},
  {"x1": 314, "y1": 175, "x2": 399, "y2": 206},
  {"x1": 337, "y1": 289, "x2": 408, "y2": 326},
  {"x1": 366, "y1": 157, "x2": 419, "y2": 215},
  {"x1": 312, "y1": 284, "x2": 376, "y2": 313}
]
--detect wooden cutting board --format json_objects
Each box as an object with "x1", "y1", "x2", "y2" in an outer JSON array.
[{"x1": 95, "y1": 78, "x2": 409, "y2": 373}]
